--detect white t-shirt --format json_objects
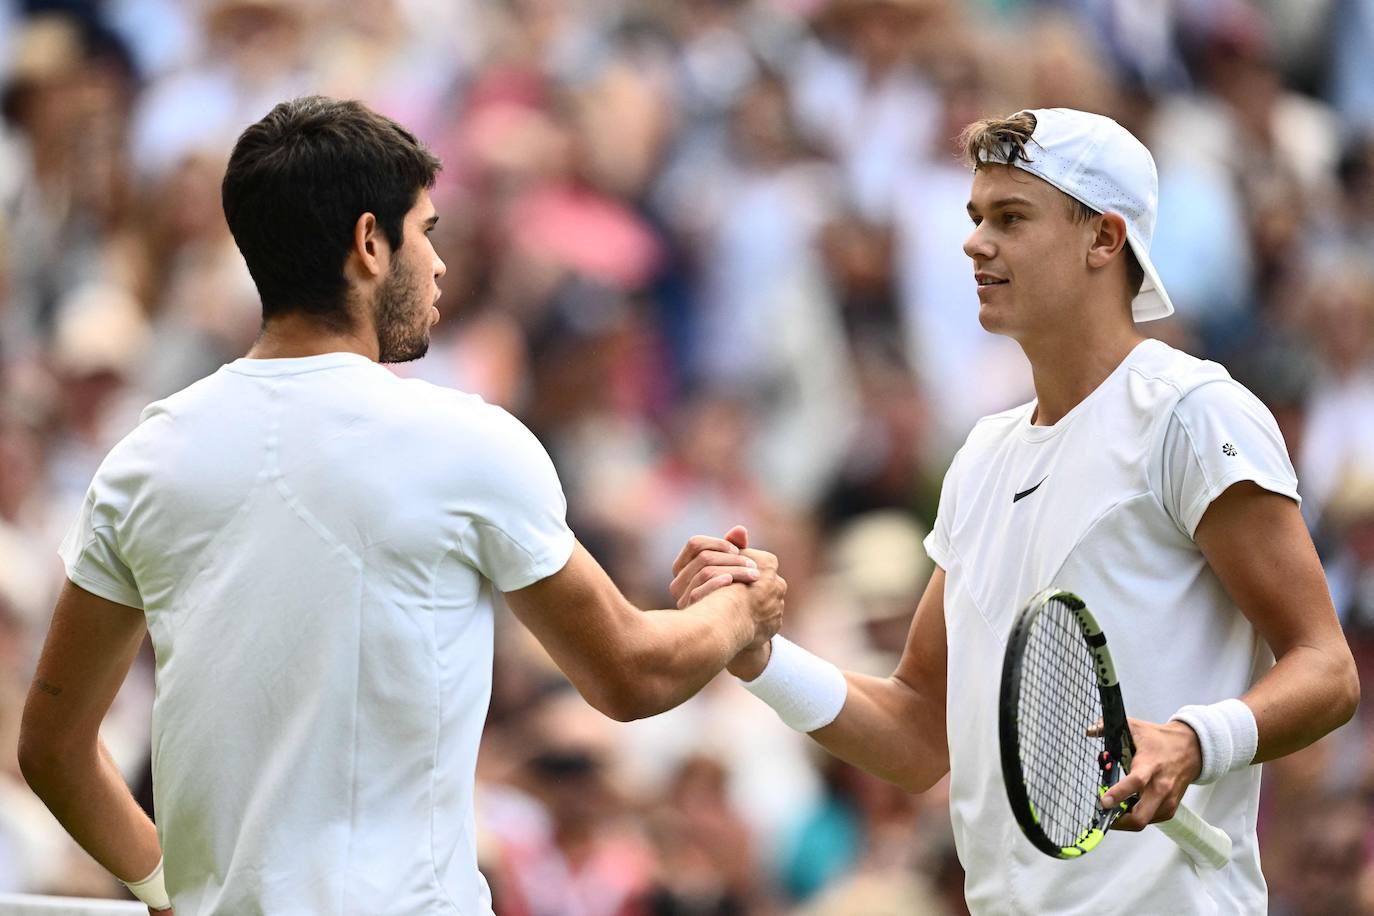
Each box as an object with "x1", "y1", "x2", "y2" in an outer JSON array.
[
  {"x1": 924, "y1": 340, "x2": 1298, "y2": 915},
  {"x1": 59, "y1": 352, "x2": 576, "y2": 916}
]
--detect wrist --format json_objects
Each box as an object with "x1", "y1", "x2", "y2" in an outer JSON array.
[
  {"x1": 122, "y1": 857, "x2": 171, "y2": 911},
  {"x1": 1164, "y1": 720, "x2": 1205, "y2": 784},
  {"x1": 738, "y1": 636, "x2": 847, "y2": 733},
  {"x1": 727, "y1": 640, "x2": 772, "y2": 681},
  {"x1": 1169, "y1": 698, "x2": 1258, "y2": 785}
]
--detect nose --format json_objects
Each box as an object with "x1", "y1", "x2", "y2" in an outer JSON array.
[
  {"x1": 434, "y1": 254, "x2": 447, "y2": 280},
  {"x1": 963, "y1": 222, "x2": 994, "y2": 262}
]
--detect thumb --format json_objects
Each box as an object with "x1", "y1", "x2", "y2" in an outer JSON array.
[{"x1": 724, "y1": 525, "x2": 749, "y2": 550}]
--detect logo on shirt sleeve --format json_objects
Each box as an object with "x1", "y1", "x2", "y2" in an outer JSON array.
[{"x1": 1222, "y1": 443, "x2": 1237, "y2": 457}]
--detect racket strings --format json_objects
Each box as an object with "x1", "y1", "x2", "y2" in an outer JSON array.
[{"x1": 1017, "y1": 598, "x2": 1106, "y2": 847}]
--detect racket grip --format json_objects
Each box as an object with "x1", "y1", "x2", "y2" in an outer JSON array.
[{"x1": 1156, "y1": 803, "x2": 1232, "y2": 870}]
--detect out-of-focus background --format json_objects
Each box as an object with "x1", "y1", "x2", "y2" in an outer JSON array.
[{"x1": 2, "y1": 0, "x2": 1373, "y2": 912}]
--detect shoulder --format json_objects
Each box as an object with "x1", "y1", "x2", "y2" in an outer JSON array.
[
  {"x1": 961, "y1": 400, "x2": 1034, "y2": 452},
  {"x1": 1125, "y1": 342, "x2": 1275, "y2": 431},
  {"x1": 392, "y1": 377, "x2": 538, "y2": 444},
  {"x1": 386, "y1": 380, "x2": 559, "y2": 488},
  {"x1": 1124, "y1": 339, "x2": 1235, "y2": 402}
]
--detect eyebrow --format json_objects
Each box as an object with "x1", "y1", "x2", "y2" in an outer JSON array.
[{"x1": 966, "y1": 196, "x2": 1037, "y2": 215}]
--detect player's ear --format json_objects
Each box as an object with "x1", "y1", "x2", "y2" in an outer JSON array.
[
  {"x1": 351, "y1": 212, "x2": 386, "y2": 279},
  {"x1": 1086, "y1": 211, "x2": 1129, "y2": 271}
]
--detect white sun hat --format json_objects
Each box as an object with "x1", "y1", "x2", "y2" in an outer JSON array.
[{"x1": 976, "y1": 107, "x2": 1175, "y2": 322}]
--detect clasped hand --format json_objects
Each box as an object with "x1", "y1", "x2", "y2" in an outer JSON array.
[{"x1": 669, "y1": 526, "x2": 784, "y2": 677}]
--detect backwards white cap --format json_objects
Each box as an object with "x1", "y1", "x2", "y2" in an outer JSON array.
[{"x1": 976, "y1": 108, "x2": 1174, "y2": 322}]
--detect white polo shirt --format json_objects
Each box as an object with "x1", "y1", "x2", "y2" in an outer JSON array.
[
  {"x1": 59, "y1": 352, "x2": 576, "y2": 916},
  {"x1": 925, "y1": 339, "x2": 1298, "y2": 915}
]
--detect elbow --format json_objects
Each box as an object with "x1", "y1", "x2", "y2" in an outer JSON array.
[
  {"x1": 577, "y1": 671, "x2": 670, "y2": 723},
  {"x1": 1339, "y1": 655, "x2": 1361, "y2": 726},
  {"x1": 894, "y1": 763, "x2": 948, "y2": 795},
  {"x1": 17, "y1": 709, "x2": 89, "y2": 798},
  {"x1": 17, "y1": 726, "x2": 63, "y2": 797},
  {"x1": 591, "y1": 675, "x2": 673, "y2": 723}
]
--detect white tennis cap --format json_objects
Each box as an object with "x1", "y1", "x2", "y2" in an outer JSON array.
[{"x1": 976, "y1": 108, "x2": 1174, "y2": 322}]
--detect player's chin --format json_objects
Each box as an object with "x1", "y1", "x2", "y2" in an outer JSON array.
[
  {"x1": 977, "y1": 304, "x2": 1011, "y2": 334},
  {"x1": 380, "y1": 332, "x2": 430, "y2": 365}
]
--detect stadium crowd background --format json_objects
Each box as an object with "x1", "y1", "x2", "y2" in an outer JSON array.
[{"x1": 2, "y1": 0, "x2": 1373, "y2": 912}]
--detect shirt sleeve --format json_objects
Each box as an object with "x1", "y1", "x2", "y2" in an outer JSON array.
[
  {"x1": 460, "y1": 406, "x2": 576, "y2": 593},
  {"x1": 1160, "y1": 378, "x2": 1301, "y2": 539},
  {"x1": 924, "y1": 447, "x2": 961, "y2": 569},
  {"x1": 58, "y1": 473, "x2": 144, "y2": 610}
]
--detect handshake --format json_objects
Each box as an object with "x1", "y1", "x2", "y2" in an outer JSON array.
[{"x1": 668, "y1": 524, "x2": 787, "y2": 681}]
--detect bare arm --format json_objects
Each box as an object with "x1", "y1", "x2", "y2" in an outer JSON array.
[
  {"x1": 19, "y1": 581, "x2": 168, "y2": 910},
  {"x1": 1197, "y1": 483, "x2": 1359, "y2": 759},
  {"x1": 503, "y1": 540, "x2": 785, "y2": 722},
  {"x1": 1107, "y1": 482, "x2": 1359, "y2": 827},
  {"x1": 805, "y1": 567, "x2": 950, "y2": 793}
]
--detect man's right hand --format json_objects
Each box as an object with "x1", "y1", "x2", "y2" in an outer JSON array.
[{"x1": 669, "y1": 526, "x2": 784, "y2": 665}]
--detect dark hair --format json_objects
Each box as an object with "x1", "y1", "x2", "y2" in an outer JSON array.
[
  {"x1": 959, "y1": 112, "x2": 1145, "y2": 297},
  {"x1": 221, "y1": 96, "x2": 441, "y2": 328}
]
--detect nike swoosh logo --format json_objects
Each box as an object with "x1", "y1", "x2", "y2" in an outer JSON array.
[{"x1": 1012, "y1": 476, "x2": 1048, "y2": 503}]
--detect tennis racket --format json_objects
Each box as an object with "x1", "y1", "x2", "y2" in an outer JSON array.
[{"x1": 999, "y1": 587, "x2": 1232, "y2": 869}]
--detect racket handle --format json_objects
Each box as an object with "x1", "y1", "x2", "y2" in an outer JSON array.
[{"x1": 1156, "y1": 803, "x2": 1232, "y2": 870}]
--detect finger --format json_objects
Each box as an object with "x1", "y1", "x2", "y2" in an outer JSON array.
[
  {"x1": 1112, "y1": 790, "x2": 1161, "y2": 832},
  {"x1": 740, "y1": 548, "x2": 777, "y2": 571},
  {"x1": 671, "y1": 535, "x2": 739, "y2": 577},
  {"x1": 1103, "y1": 772, "x2": 1156, "y2": 832},
  {"x1": 1085, "y1": 718, "x2": 1104, "y2": 737},
  {"x1": 689, "y1": 573, "x2": 737, "y2": 605},
  {"x1": 724, "y1": 525, "x2": 749, "y2": 550},
  {"x1": 670, "y1": 551, "x2": 758, "y2": 600},
  {"x1": 1100, "y1": 769, "x2": 1146, "y2": 812},
  {"x1": 682, "y1": 566, "x2": 759, "y2": 607}
]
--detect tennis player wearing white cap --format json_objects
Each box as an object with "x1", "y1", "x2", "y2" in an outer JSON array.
[{"x1": 670, "y1": 108, "x2": 1358, "y2": 913}]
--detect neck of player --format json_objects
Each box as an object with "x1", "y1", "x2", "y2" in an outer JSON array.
[
  {"x1": 247, "y1": 311, "x2": 381, "y2": 362},
  {"x1": 1022, "y1": 324, "x2": 1146, "y2": 427}
]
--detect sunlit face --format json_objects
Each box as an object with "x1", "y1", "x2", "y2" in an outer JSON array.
[
  {"x1": 375, "y1": 189, "x2": 446, "y2": 364},
  {"x1": 962, "y1": 165, "x2": 1095, "y2": 342}
]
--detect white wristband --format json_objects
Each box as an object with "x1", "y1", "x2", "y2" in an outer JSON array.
[
  {"x1": 122, "y1": 857, "x2": 171, "y2": 911},
  {"x1": 740, "y1": 636, "x2": 847, "y2": 733},
  {"x1": 1170, "y1": 698, "x2": 1258, "y2": 785}
]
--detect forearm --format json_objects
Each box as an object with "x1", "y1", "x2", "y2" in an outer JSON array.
[
  {"x1": 21, "y1": 738, "x2": 162, "y2": 884},
  {"x1": 1242, "y1": 643, "x2": 1359, "y2": 763},
  {"x1": 808, "y1": 671, "x2": 949, "y2": 793},
  {"x1": 624, "y1": 585, "x2": 755, "y2": 717}
]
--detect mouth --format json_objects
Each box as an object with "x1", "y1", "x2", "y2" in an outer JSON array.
[{"x1": 975, "y1": 273, "x2": 1008, "y2": 287}]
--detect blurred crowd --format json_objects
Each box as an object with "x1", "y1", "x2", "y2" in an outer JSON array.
[{"x1": 2, "y1": 0, "x2": 1374, "y2": 912}]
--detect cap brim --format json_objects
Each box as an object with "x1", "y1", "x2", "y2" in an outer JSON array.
[{"x1": 1127, "y1": 234, "x2": 1174, "y2": 322}]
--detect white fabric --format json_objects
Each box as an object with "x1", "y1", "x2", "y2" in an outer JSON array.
[
  {"x1": 741, "y1": 636, "x2": 848, "y2": 733},
  {"x1": 1171, "y1": 699, "x2": 1260, "y2": 786},
  {"x1": 122, "y1": 858, "x2": 170, "y2": 911},
  {"x1": 59, "y1": 352, "x2": 576, "y2": 916},
  {"x1": 978, "y1": 107, "x2": 1175, "y2": 322},
  {"x1": 925, "y1": 339, "x2": 1297, "y2": 915}
]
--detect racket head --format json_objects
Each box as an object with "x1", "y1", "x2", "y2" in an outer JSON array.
[{"x1": 999, "y1": 587, "x2": 1133, "y2": 860}]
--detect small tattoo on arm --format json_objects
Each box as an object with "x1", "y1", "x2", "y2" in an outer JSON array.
[{"x1": 35, "y1": 679, "x2": 63, "y2": 696}]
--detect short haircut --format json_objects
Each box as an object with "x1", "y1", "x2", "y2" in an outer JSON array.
[
  {"x1": 222, "y1": 96, "x2": 442, "y2": 329},
  {"x1": 959, "y1": 112, "x2": 1145, "y2": 297}
]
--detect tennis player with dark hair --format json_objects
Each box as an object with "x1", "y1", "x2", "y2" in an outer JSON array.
[
  {"x1": 673, "y1": 108, "x2": 1359, "y2": 913},
  {"x1": 18, "y1": 96, "x2": 785, "y2": 916}
]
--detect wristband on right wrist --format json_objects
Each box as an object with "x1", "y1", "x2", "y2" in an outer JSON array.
[
  {"x1": 122, "y1": 856, "x2": 171, "y2": 911},
  {"x1": 739, "y1": 635, "x2": 848, "y2": 733},
  {"x1": 1169, "y1": 698, "x2": 1258, "y2": 785}
]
